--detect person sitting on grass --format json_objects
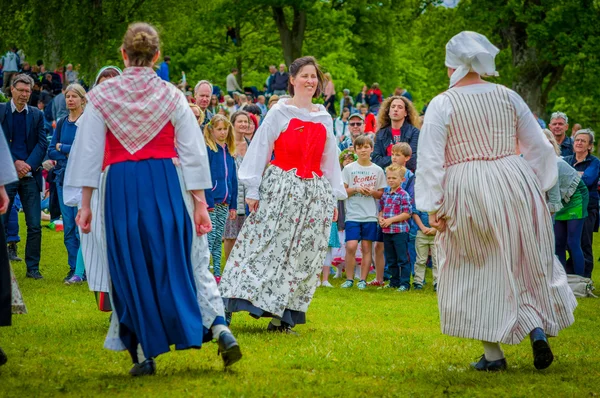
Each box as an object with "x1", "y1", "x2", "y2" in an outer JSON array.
[
  {"x1": 341, "y1": 135, "x2": 386, "y2": 290},
  {"x1": 378, "y1": 164, "x2": 412, "y2": 291}
]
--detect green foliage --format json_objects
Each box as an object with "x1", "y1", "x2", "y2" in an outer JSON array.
[{"x1": 1, "y1": 0, "x2": 598, "y2": 126}]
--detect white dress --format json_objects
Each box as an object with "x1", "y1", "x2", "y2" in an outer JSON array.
[{"x1": 416, "y1": 83, "x2": 577, "y2": 344}]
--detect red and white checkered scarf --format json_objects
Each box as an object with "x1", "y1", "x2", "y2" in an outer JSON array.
[{"x1": 87, "y1": 67, "x2": 181, "y2": 154}]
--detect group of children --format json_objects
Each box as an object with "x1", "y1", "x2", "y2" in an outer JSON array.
[
  {"x1": 320, "y1": 137, "x2": 439, "y2": 291},
  {"x1": 200, "y1": 112, "x2": 438, "y2": 292}
]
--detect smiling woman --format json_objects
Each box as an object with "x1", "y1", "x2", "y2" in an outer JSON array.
[{"x1": 219, "y1": 56, "x2": 347, "y2": 334}]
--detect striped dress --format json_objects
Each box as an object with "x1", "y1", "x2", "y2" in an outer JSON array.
[{"x1": 416, "y1": 84, "x2": 577, "y2": 345}]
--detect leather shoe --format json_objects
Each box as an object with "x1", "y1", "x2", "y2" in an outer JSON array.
[
  {"x1": 7, "y1": 243, "x2": 22, "y2": 262},
  {"x1": 217, "y1": 331, "x2": 242, "y2": 367},
  {"x1": 25, "y1": 270, "x2": 43, "y2": 279},
  {"x1": 530, "y1": 328, "x2": 554, "y2": 370},
  {"x1": 267, "y1": 321, "x2": 299, "y2": 336},
  {"x1": 129, "y1": 358, "x2": 156, "y2": 376},
  {"x1": 470, "y1": 355, "x2": 507, "y2": 371},
  {"x1": 0, "y1": 346, "x2": 7, "y2": 366}
]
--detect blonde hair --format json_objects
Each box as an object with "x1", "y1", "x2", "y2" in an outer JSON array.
[
  {"x1": 378, "y1": 96, "x2": 422, "y2": 130},
  {"x1": 121, "y1": 22, "x2": 160, "y2": 67},
  {"x1": 392, "y1": 142, "x2": 412, "y2": 157},
  {"x1": 386, "y1": 163, "x2": 407, "y2": 179},
  {"x1": 64, "y1": 83, "x2": 86, "y2": 107},
  {"x1": 268, "y1": 94, "x2": 280, "y2": 107},
  {"x1": 189, "y1": 104, "x2": 205, "y2": 126},
  {"x1": 542, "y1": 129, "x2": 560, "y2": 156},
  {"x1": 204, "y1": 114, "x2": 235, "y2": 156}
]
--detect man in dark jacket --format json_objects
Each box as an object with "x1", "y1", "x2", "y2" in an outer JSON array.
[
  {"x1": 271, "y1": 63, "x2": 289, "y2": 95},
  {"x1": 0, "y1": 74, "x2": 48, "y2": 279},
  {"x1": 372, "y1": 96, "x2": 420, "y2": 172}
]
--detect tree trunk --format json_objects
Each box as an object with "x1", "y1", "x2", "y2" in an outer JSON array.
[{"x1": 272, "y1": 5, "x2": 307, "y2": 66}]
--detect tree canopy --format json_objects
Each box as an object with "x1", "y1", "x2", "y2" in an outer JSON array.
[{"x1": 2, "y1": 0, "x2": 599, "y2": 126}]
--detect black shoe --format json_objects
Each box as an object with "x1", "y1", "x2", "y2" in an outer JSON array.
[
  {"x1": 25, "y1": 270, "x2": 43, "y2": 279},
  {"x1": 530, "y1": 328, "x2": 554, "y2": 370},
  {"x1": 0, "y1": 346, "x2": 7, "y2": 366},
  {"x1": 217, "y1": 331, "x2": 242, "y2": 367},
  {"x1": 470, "y1": 355, "x2": 507, "y2": 371},
  {"x1": 433, "y1": 283, "x2": 438, "y2": 292},
  {"x1": 7, "y1": 243, "x2": 22, "y2": 262},
  {"x1": 64, "y1": 269, "x2": 75, "y2": 282},
  {"x1": 413, "y1": 283, "x2": 423, "y2": 290},
  {"x1": 267, "y1": 321, "x2": 299, "y2": 336},
  {"x1": 129, "y1": 358, "x2": 156, "y2": 376}
]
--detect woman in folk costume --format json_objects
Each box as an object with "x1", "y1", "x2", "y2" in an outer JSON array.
[
  {"x1": 219, "y1": 56, "x2": 347, "y2": 334},
  {"x1": 65, "y1": 22, "x2": 242, "y2": 376},
  {"x1": 415, "y1": 32, "x2": 577, "y2": 371}
]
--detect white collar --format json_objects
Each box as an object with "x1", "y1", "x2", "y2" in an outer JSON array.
[{"x1": 10, "y1": 99, "x2": 29, "y2": 114}]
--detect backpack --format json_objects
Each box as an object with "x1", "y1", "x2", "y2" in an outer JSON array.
[{"x1": 567, "y1": 274, "x2": 596, "y2": 298}]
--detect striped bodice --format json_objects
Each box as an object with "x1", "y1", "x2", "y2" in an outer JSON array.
[{"x1": 443, "y1": 85, "x2": 517, "y2": 167}]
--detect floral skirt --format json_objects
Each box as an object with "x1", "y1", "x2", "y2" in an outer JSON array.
[{"x1": 219, "y1": 166, "x2": 334, "y2": 321}]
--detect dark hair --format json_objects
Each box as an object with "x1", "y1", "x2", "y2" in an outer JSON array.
[
  {"x1": 287, "y1": 56, "x2": 324, "y2": 98},
  {"x1": 244, "y1": 104, "x2": 261, "y2": 116},
  {"x1": 36, "y1": 59, "x2": 44, "y2": 67},
  {"x1": 164, "y1": 56, "x2": 171, "y2": 62},
  {"x1": 231, "y1": 68, "x2": 238, "y2": 73},
  {"x1": 122, "y1": 22, "x2": 160, "y2": 67},
  {"x1": 353, "y1": 135, "x2": 374, "y2": 149}
]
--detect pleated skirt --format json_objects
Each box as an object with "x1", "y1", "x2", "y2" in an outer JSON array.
[
  {"x1": 436, "y1": 155, "x2": 577, "y2": 344},
  {"x1": 104, "y1": 159, "x2": 208, "y2": 358},
  {"x1": 219, "y1": 166, "x2": 334, "y2": 326}
]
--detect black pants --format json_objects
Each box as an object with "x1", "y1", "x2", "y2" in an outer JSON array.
[
  {"x1": 582, "y1": 207, "x2": 598, "y2": 278},
  {"x1": 0, "y1": 215, "x2": 11, "y2": 327}
]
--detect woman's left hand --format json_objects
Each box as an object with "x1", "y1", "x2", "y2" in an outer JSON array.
[
  {"x1": 429, "y1": 213, "x2": 446, "y2": 233},
  {"x1": 333, "y1": 206, "x2": 338, "y2": 222}
]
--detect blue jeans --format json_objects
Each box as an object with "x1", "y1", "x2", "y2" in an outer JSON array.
[
  {"x1": 6, "y1": 199, "x2": 20, "y2": 244},
  {"x1": 57, "y1": 184, "x2": 80, "y2": 271},
  {"x1": 2, "y1": 178, "x2": 41, "y2": 272},
  {"x1": 383, "y1": 232, "x2": 411, "y2": 288}
]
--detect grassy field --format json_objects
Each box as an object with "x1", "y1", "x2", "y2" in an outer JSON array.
[{"x1": 1, "y1": 215, "x2": 599, "y2": 397}]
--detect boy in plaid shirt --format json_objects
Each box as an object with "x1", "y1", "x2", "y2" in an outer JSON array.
[{"x1": 378, "y1": 164, "x2": 413, "y2": 291}]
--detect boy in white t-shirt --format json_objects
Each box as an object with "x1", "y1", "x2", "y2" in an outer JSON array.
[{"x1": 341, "y1": 135, "x2": 386, "y2": 290}]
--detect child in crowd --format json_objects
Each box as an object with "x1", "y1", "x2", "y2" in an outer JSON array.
[
  {"x1": 412, "y1": 205, "x2": 438, "y2": 291},
  {"x1": 331, "y1": 150, "x2": 358, "y2": 278},
  {"x1": 341, "y1": 136, "x2": 386, "y2": 290},
  {"x1": 204, "y1": 114, "x2": 238, "y2": 284},
  {"x1": 378, "y1": 164, "x2": 412, "y2": 291},
  {"x1": 391, "y1": 143, "x2": 417, "y2": 275},
  {"x1": 320, "y1": 220, "x2": 340, "y2": 288}
]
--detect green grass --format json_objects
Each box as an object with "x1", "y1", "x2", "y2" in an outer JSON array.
[{"x1": 1, "y1": 214, "x2": 599, "y2": 397}]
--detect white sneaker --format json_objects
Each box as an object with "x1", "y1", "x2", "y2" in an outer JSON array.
[{"x1": 321, "y1": 280, "x2": 334, "y2": 288}]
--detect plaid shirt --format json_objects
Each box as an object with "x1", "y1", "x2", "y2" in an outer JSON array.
[{"x1": 379, "y1": 186, "x2": 412, "y2": 234}]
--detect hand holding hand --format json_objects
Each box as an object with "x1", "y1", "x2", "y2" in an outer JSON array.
[
  {"x1": 246, "y1": 198, "x2": 259, "y2": 212},
  {"x1": 429, "y1": 213, "x2": 446, "y2": 233}
]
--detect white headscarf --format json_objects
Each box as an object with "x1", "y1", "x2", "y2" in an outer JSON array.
[{"x1": 445, "y1": 31, "x2": 500, "y2": 88}]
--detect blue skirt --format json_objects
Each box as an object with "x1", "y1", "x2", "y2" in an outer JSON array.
[{"x1": 105, "y1": 159, "x2": 209, "y2": 360}]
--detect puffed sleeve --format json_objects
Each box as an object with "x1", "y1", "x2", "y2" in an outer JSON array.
[
  {"x1": 415, "y1": 94, "x2": 449, "y2": 213},
  {"x1": 508, "y1": 89, "x2": 557, "y2": 191},
  {"x1": 0, "y1": 130, "x2": 17, "y2": 186},
  {"x1": 238, "y1": 108, "x2": 282, "y2": 200},
  {"x1": 172, "y1": 94, "x2": 212, "y2": 191},
  {"x1": 63, "y1": 102, "x2": 106, "y2": 189},
  {"x1": 321, "y1": 117, "x2": 348, "y2": 200}
]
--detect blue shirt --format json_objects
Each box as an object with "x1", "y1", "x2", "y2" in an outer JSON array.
[
  {"x1": 157, "y1": 62, "x2": 170, "y2": 82},
  {"x1": 560, "y1": 136, "x2": 574, "y2": 157},
  {"x1": 48, "y1": 118, "x2": 78, "y2": 185}
]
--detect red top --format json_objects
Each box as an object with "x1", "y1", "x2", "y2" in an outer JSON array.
[
  {"x1": 102, "y1": 122, "x2": 177, "y2": 170},
  {"x1": 270, "y1": 118, "x2": 326, "y2": 179},
  {"x1": 386, "y1": 128, "x2": 401, "y2": 156},
  {"x1": 364, "y1": 113, "x2": 377, "y2": 133}
]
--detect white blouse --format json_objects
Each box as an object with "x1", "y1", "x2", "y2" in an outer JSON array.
[
  {"x1": 415, "y1": 83, "x2": 557, "y2": 213},
  {"x1": 239, "y1": 98, "x2": 347, "y2": 201},
  {"x1": 64, "y1": 93, "x2": 212, "y2": 192},
  {"x1": 0, "y1": 131, "x2": 17, "y2": 186}
]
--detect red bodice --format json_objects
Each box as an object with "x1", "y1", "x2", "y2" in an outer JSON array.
[
  {"x1": 270, "y1": 118, "x2": 326, "y2": 179},
  {"x1": 102, "y1": 122, "x2": 177, "y2": 170}
]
